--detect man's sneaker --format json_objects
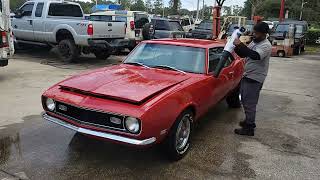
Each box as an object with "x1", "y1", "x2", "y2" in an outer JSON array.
[
  {"x1": 239, "y1": 121, "x2": 256, "y2": 128},
  {"x1": 234, "y1": 127, "x2": 254, "y2": 136}
]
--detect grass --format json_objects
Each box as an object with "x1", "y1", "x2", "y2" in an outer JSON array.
[{"x1": 305, "y1": 45, "x2": 320, "y2": 53}]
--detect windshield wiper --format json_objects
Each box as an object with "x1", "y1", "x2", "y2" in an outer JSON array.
[
  {"x1": 153, "y1": 65, "x2": 186, "y2": 74},
  {"x1": 124, "y1": 62, "x2": 150, "y2": 68}
]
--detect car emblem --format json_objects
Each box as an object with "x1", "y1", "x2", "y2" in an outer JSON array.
[{"x1": 58, "y1": 104, "x2": 68, "y2": 111}]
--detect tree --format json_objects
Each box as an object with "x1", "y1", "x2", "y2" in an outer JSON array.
[
  {"x1": 169, "y1": 0, "x2": 181, "y2": 15},
  {"x1": 119, "y1": 0, "x2": 132, "y2": 10},
  {"x1": 222, "y1": 6, "x2": 231, "y2": 16},
  {"x1": 131, "y1": 0, "x2": 146, "y2": 11},
  {"x1": 145, "y1": 0, "x2": 153, "y2": 13},
  {"x1": 154, "y1": 0, "x2": 163, "y2": 15},
  {"x1": 232, "y1": 5, "x2": 243, "y2": 16}
]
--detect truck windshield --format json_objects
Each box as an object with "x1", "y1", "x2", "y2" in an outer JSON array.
[
  {"x1": 275, "y1": 24, "x2": 289, "y2": 33},
  {"x1": 198, "y1": 22, "x2": 212, "y2": 30},
  {"x1": 90, "y1": 15, "x2": 112, "y2": 22},
  {"x1": 48, "y1": 3, "x2": 82, "y2": 17},
  {"x1": 124, "y1": 43, "x2": 205, "y2": 74}
]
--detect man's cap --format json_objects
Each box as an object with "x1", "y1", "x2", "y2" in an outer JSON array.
[{"x1": 253, "y1": 22, "x2": 270, "y2": 34}]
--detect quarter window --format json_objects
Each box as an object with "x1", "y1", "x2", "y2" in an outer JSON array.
[
  {"x1": 209, "y1": 47, "x2": 234, "y2": 72},
  {"x1": 35, "y1": 3, "x2": 44, "y2": 17}
]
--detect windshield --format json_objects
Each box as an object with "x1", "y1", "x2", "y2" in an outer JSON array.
[
  {"x1": 275, "y1": 24, "x2": 289, "y2": 33},
  {"x1": 124, "y1": 43, "x2": 206, "y2": 74},
  {"x1": 169, "y1": 21, "x2": 183, "y2": 31},
  {"x1": 90, "y1": 15, "x2": 112, "y2": 21},
  {"x1": 296, "y1": 25, "x2": 303, "y2": 34},
  {"x1": 198, "y1": 22, "x2": 212, "y2": 30}
]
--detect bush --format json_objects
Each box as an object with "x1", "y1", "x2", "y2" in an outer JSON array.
[{"x1": 306, "y1": 29, "x2": 320, "y2": 45}]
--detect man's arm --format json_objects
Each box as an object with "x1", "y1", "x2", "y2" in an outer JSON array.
[{"x1": 234, "y1": 43, "x2": 261, "y2": 60}]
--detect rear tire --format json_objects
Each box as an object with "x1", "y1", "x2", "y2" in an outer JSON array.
[
  {"x1": 164, "y1": 110, "x2": 193, "y2": 161},
  {"x1": 277, "y1": 50, "x2": 285, "y2": 57},
  {"x1": 58, "y1": 39, "x2": 79, "y2": 63},
  {"x1": 226, "y1": 86, "x2": 241, "y2": 108},
  {"x1": 93, "y1": 51, "x2": 111, "y2": 60}
]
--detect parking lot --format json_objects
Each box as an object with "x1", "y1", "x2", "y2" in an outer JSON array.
[{"x1": 0, "y1": 47, "x2": 319, "y2": 180}]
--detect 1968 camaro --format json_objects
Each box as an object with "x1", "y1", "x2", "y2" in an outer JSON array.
[{"x1": 42, "y1": 39, "x2": 244, "y2": 160}]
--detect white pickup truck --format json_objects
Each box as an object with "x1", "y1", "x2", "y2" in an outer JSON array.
[
  {"x1": 12, "y1": 0, "x2": 127, "y2": 62},
  {"x1": 0, "y1": 0, "x2": 14, "y2": 67}
]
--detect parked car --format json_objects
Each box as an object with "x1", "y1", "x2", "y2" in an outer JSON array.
[
  {"x1": 0, "y1": 0, "x2": 14, "y2": 67},
  {"x1": 151, "y1": 18, "x2": 186, "y2": 39},
  {"x1": 190, "y1": 20, "x2": 213, "y2": 39},
  {"x1": 11, "y1": 0, "x2": 127, "y2": 62},
  {"x1": 90, "y1": 10, "x2": 150, "y2": 50},
  {"x1": 42, "y1": 39, "x2": 244, "y2": 160},
  {"x1": 168, "y1": 15, "x2": 195, "y2": 32},
  {"x1": 270, "y1": 20, "x2": 308, "y2": 55}
]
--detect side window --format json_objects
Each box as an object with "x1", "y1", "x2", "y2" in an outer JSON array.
[
  {"x1": 35, "y1": 3, "x2": 44, "y2": 17},
  {"x1": 208, "y1": 47, "x2": 234, "y2": 72},
  {"x1": 48, "y1": 3, "x2": 82, "y2": 17},
  {"x1": 20, "y1": 3, "x2": 35, "y2": 17}
]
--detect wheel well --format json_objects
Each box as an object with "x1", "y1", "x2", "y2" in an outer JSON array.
[
  {"x1": 56, "y1": 29, "x2": 74, "y2": 43},
  {"x1": 184, "y1": 105, "x2": 196, "y2": 120}
]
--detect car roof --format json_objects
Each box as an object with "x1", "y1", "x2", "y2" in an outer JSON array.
[{"x1": 143, "y1": 38, "x2": 226, "y2": 48}]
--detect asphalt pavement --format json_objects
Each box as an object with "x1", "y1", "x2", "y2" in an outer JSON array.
[{"x1": 0, "y1": 47, "x2": 319, "y2": 180}]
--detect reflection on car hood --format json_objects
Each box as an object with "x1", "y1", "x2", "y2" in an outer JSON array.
[{"x1": 59, "y1": 65, "x2": 190, "y2": 104}]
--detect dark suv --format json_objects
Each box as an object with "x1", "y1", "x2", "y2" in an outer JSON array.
[
  {"x1": 151, "y1": 18, "x2": 186, "y2": 39},
  {"x1": 270, "y1": 20, "x2": 308, "y2": 55},
  {"x1": 190, "y1": 20, "x2": 213, "y2": 39}
]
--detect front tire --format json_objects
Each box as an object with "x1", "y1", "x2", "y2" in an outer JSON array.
[
  {"x1": 165, "y1": 110, "x2": 193, "y2": 161},
  {"x1": 58, "y1": 39, "x2": 79, "y2": 63}
]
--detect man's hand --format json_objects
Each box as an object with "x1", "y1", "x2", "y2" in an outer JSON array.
[{"x1": 233, "y1": 38, "x2": 242, "y2": 46}]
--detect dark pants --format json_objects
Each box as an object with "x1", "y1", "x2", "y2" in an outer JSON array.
[{"x1": 240, "y1": 77, "x2": 263, "y2": 128}]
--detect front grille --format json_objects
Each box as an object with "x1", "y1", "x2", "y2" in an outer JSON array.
[{"x1": 55, "y1": 101, "x2": 125, "y2": 131}]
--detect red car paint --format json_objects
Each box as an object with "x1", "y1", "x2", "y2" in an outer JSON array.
[{"x1": 42, "y1": 39, "x2": 244, "y2": 145}]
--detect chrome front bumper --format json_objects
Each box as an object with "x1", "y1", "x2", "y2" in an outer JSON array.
[{"x1": 42, "y1": 113, "x2": 156, "y2": 146}]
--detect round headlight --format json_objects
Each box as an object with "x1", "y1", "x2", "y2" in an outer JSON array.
[
  {"x1": 125, "y1": 117, "x2": 140, "y2": 133},
  {"x1": 46, "y1": 98, "x2": 56, "y2": 111}
]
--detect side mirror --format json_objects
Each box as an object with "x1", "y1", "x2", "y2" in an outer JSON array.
[{"x1": 14, "y1": 9, "x2": 23, "y2": 18}]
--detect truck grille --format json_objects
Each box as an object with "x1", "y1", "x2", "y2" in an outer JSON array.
[{"x1": 55, "y1": 101, "x2": 125, "y2": 131}]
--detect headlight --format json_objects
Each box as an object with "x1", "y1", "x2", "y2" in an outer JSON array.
[
  {"x1": 124, "y1": 117, "x2": 140, "y2": 134},
  {"x1": 46, "y1": 98, "x2": 56, "y2": 111}
]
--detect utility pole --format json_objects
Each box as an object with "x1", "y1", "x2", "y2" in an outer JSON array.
[
  {"x1": 162, "y1": 0, "x2": 165, "y2": 18},
  {"x1": 201, "y1": 0, "x2": 205, "y2": 19},
  {"x1": 196, "y1": 0, "x2": 200, "y2": 20},
  {"x1": 299, "y1": 0, "x2": 308, "y2": 20}
]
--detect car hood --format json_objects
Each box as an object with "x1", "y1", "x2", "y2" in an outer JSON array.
[{"x1": 59, "y1": 65, "x2": 190, "y2": 104}]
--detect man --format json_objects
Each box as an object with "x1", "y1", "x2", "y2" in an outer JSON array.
[{"x1": 233, "y1": 22, "x2": 272, "y2": 136}]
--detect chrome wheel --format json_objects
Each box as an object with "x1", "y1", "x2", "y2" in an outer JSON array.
[{"x1": 175, "y1": 114, "x2": 191, "y2": 153}]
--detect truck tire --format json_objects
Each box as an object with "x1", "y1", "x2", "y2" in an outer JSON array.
[
  {"x1": 93, "y1": 51, "x2": 110, "y2": 59},
  {"x1": 226, "y1": 86, "x2": 241, "y2": 108},
  {"x1": 58, "y1": 39, "x2": 79, "y2": 63},
  {"x1": 142, "y1": 23, "x2": 154, "y2": 40},
  {"x1": 277, "y1": 50, "x2": 285, "y2": 57},
  {"x1": 164, "y1": 110, "x2": 193, "y2": 161}
]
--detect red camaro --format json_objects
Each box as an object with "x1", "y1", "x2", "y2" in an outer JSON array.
[{"x1": 42, "y1": 39, "x2": 244, "y2": 160}]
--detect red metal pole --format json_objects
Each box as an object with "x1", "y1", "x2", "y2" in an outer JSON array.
[
  {"x1": 279, "y1": 0, "x2": 285, "y2": 22},
  {"x1": 212, "y1": 6, "x2": 221, "y2": 39}
]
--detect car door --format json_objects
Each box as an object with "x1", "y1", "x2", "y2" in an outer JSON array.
[
  {"x1": 32, "y1": 2, "x2": 45, "y2": 42},
  {"x1": 207, "y1": 47, "x2": 236, "y2": 102},
  {"x1": 12, "y1": 2, "x2": 35, "y2": 41}
]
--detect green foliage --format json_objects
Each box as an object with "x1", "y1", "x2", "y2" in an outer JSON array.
[
  {"x1": 153, "y1": 0, "x2": 163, "y2": 15},
  {"x1": 131, "y1": 0, "x2": 146, "y2": 11},
  {"x1": 241, "y1": 0, "x2": 320, "y2": 27},
  {"x1": 169, "y1": 0, "x2": 181, "y2": 14},
  {"x1": 145, "y1": 0, "x2": 153, "y2": 13},
  {"x1": 307, "y1": 29, "x2": 320, "y2": 45}
]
